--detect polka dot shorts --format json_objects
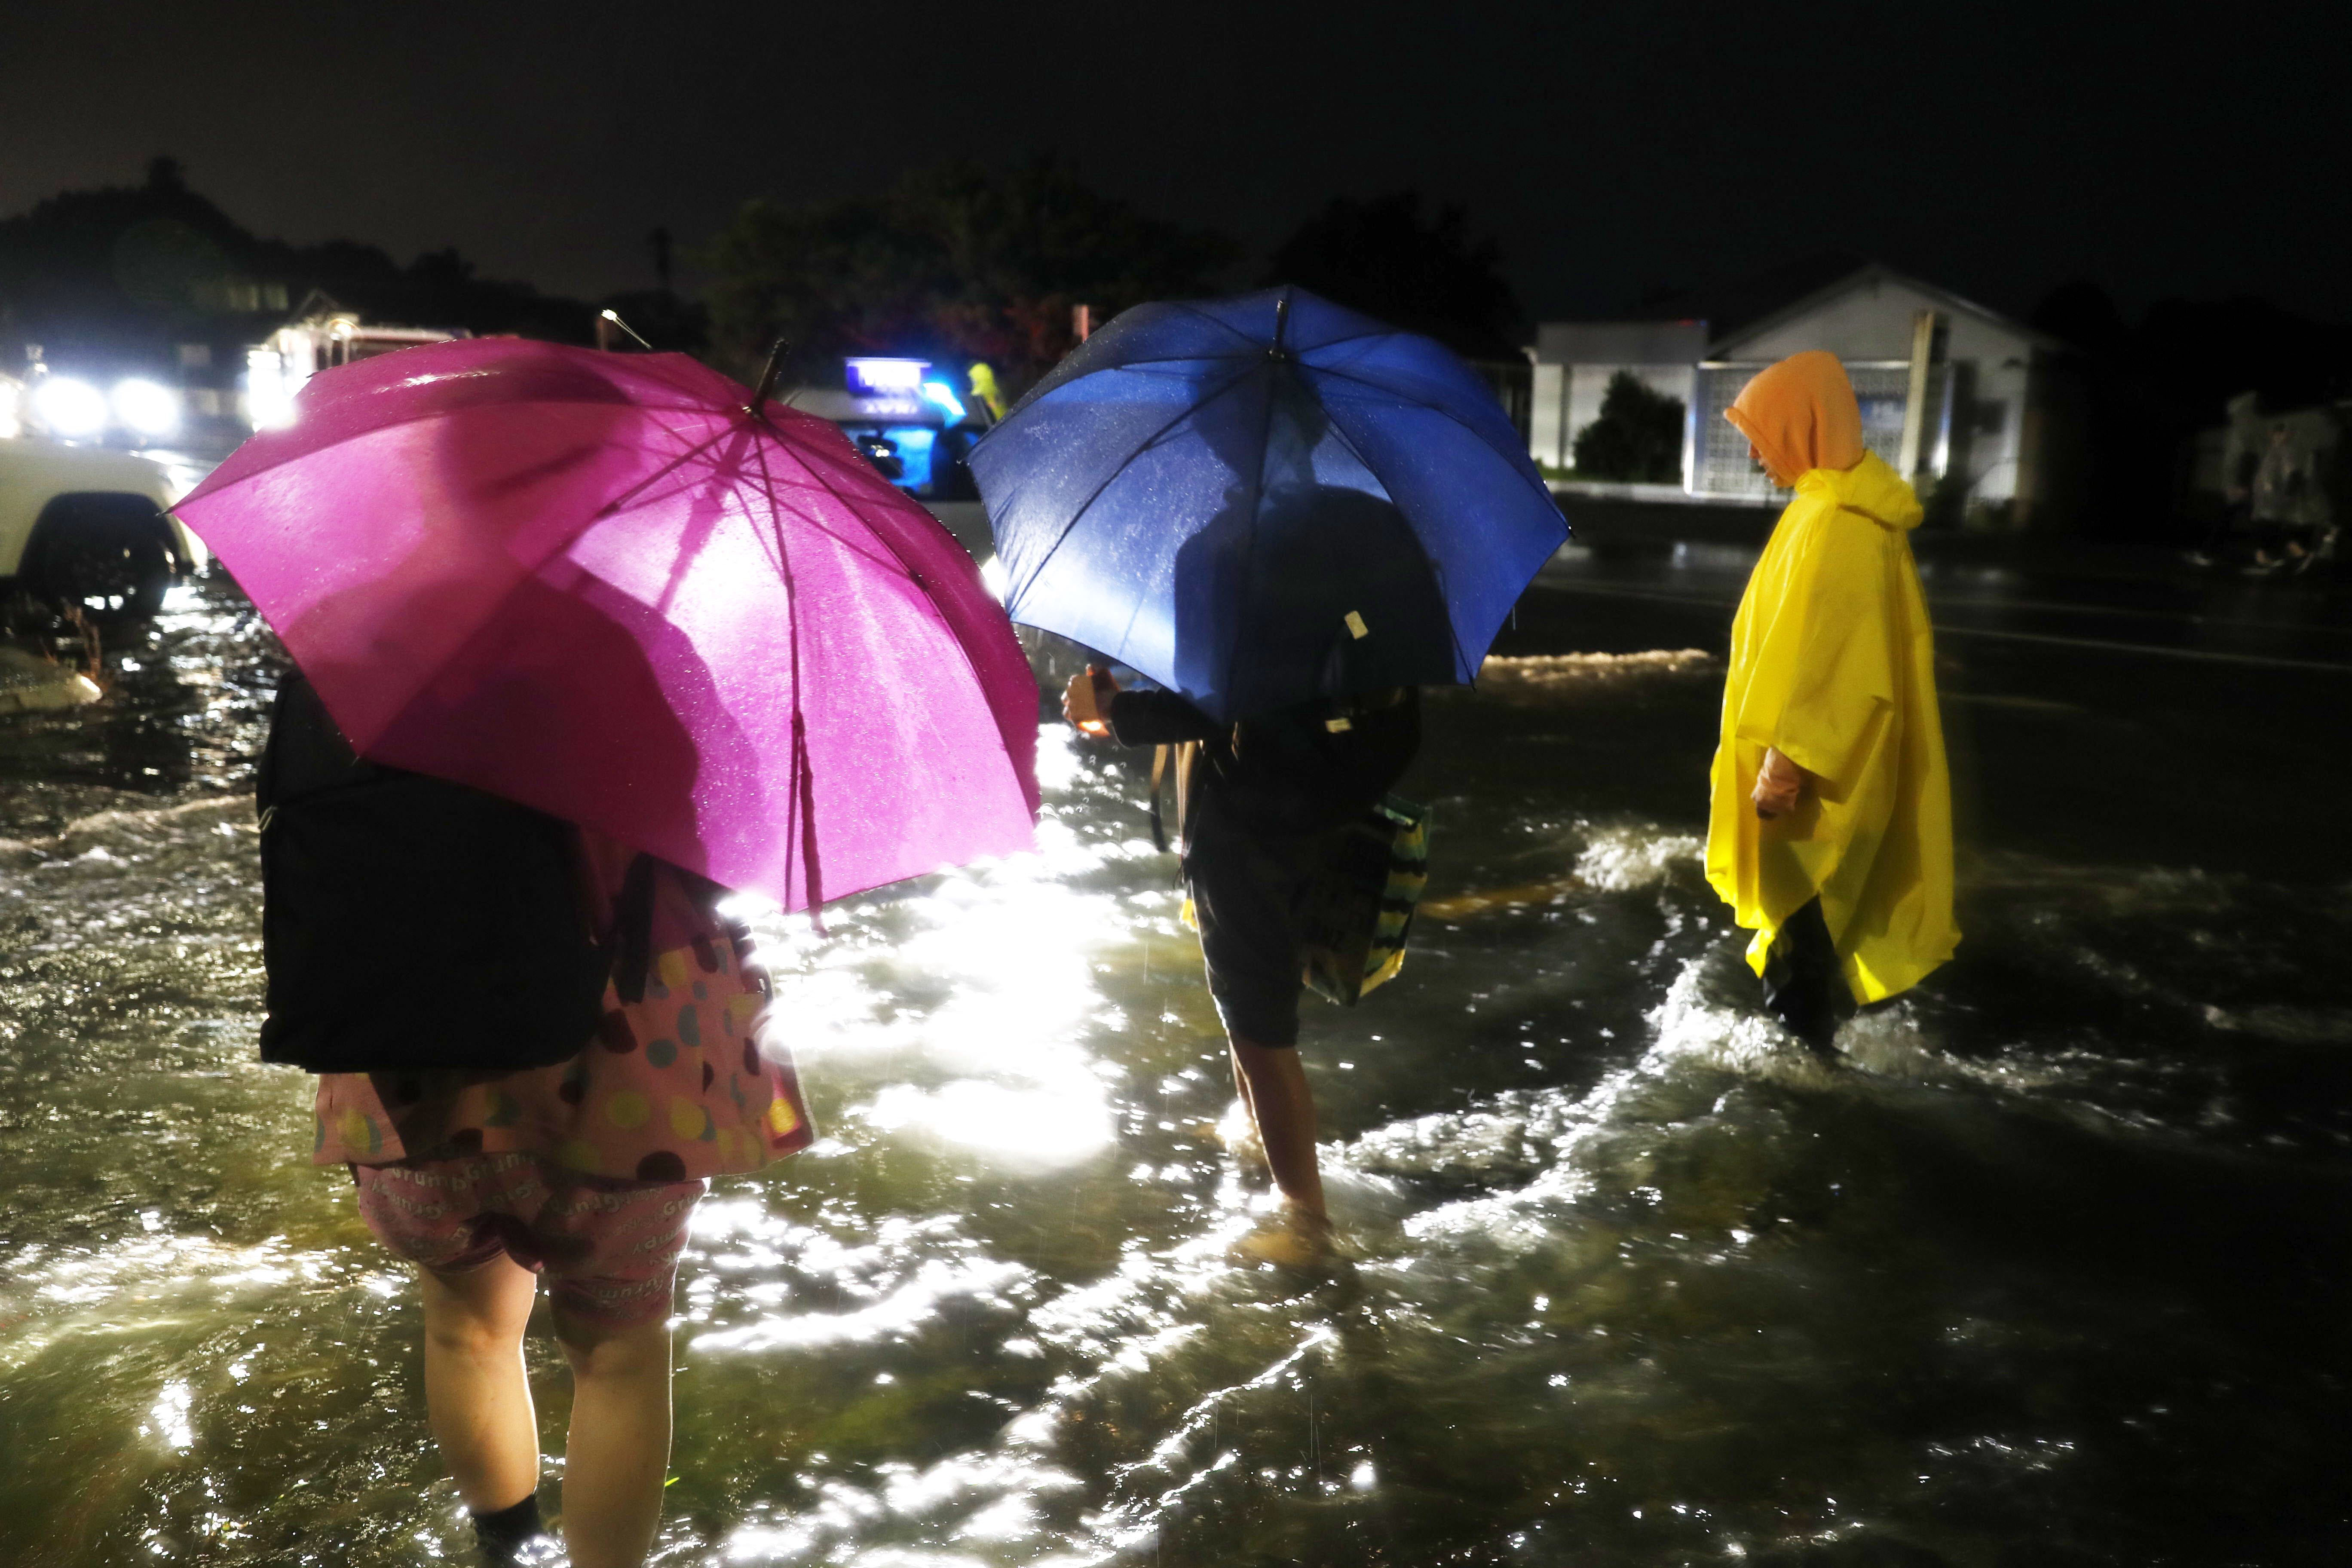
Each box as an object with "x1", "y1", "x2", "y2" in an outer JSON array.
[{"x1": 352, "y1": 1151, "x2": 704, "y2": 1330}]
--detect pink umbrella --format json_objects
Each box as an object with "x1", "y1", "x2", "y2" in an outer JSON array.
[{"x1": 178, "y1": 337, "x2": 1038, "y2": 910}]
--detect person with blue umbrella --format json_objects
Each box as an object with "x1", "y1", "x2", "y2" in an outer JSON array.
[{"x1": 975, "y1": 286, "x2": 1566, "y2": 1253}]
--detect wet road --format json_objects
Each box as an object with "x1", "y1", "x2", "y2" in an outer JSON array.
[
  {"x1": 3, "y1": 543, "x2": 2350, "y2": 1566},
  {"x1": 1519, "y1": 545, "x2": 2352, "y2": 879}
]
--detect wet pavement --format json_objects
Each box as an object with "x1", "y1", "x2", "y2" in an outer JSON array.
[{"x1": 3, "y1": 543, "x2": 2350, "y2": 1566}]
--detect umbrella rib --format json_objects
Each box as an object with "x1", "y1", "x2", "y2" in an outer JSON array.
[
  {"x1": 759, "y1": 436, "x2": 913, "y2": 578},
  {"x1": 361, "y1": 411, "x2": 775, "y2": 848},
  {"x1": 659, "y1": 416, "x2": 921, "y2": 588},
  {"x1": 769, "y1": 431, "x2": 1011, "y2": 745},
  {"x1": 750, "y1": 434, "x2": 934, "y2": 583},
  {"x1": 1298, "y1": 361, "x2": 1565, "y2": 515},
  {"x1": 1158, "y1": 299, "x2": 1402, "y2": 361},
  {"x1": 645, "y1": 420, "x2": 765, "y2": 618},
  {"x1": 318, "y1": 416, "x2": 750, "y2": 758},
  {"x1": 747, "y1": 423, "x2": 824, "y2": 917},
  {"x1": 201, "y1": 389, "x2": 718, "y2": 488},
  {"x1": 1165, "y1": 300, "x2": 1271, "y2": 351},
  {"x1": 751, "y1": 423, "x2": 1031, "y2": 866},
  {"x1": 1290, "y1": 325, "x2": 1395, "y2": 356},
  {"x1": 582, "y1": 418, "x2": 751, "y2": 524},
  {"x1": 1312, "y1": 404, "x2": 1478, "y2": 685},
  {"x1": 1214, "y1": 358, "x2": 1286, "y2": 716},
  {"x1": 1007, "y1": 361, "x2": 1265, "y2": 613},
  {"x1": 741, "y1": 421, "x2": 1012, "y2": 912},
  {"x1": 1032, "y1": 351, "x2": 1253, "y2": 375}
]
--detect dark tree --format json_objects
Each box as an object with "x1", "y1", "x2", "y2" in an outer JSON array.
[
  {"x1": 1572, "y1": 371, "x2": 1684, "y2": 482},
  {"x1": 1263, "y1": 192, "x2": 1522, "y2": 361},
  {"x1": 2029, "y1": 279, "x2": 2352, "y2": 540},
  {"x1": 599, "y1": 288, "x2": 708, "y2": 354},
  {"x1": 701, "y1": 159, "x2": 1237, "y2": 393},
  {"x1": 0, "y1": 160, "x2": 595, "y2": 380}
]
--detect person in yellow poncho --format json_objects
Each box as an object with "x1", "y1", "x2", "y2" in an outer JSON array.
[{"x1": 1705, "y1": 351, "x2": 1957, "y2": 1054}]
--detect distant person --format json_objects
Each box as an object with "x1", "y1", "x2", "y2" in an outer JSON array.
[
  {"x1": 1704, "y1": 351, "x2": 1958, "y2": 1055},
  {"x1": 260, "y1": 672, "x2": 812, "y2": 1568},
  {"x1": 2249, "y1": 423, "x2": 2314, "y2": 572},
  {"x1": 2190, "y1": 442, "x2": 2262, "y2": 568},
  {"x1": 1064, "y1": 667, "x2": 1418, "y2": 1259}
]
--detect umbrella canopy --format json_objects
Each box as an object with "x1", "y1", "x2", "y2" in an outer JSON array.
[
  {"x1": 971, "y1": 286, "x2": 1567, "y2": 722},
  {"x1": 177, "y1": 338, "x2": 1038, "y2": 910}
]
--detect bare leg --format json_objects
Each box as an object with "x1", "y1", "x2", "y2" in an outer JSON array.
[
  {"x1": 552, "y1": 1306, "x2": 673, "y2": 1568},
  {"x1": 1226, "y1": 1044, "x2": 1261, "y2": 1148},
  {"x1": 1229, "y1": 1035, "x2": 1326, "y2": 1223},
  {"x1": 418, "y1": 1257, "x2": 542, "y2": 1512}
]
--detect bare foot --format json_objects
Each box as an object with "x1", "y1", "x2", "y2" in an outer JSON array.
[{"x1": 1228, "y1": 1206, "x2": 1336, "y2": 1269}]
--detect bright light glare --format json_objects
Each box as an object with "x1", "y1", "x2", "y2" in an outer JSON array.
[
  {"x1": 111, "y1": 378, "x2": 180, "y2": 437},
  {"x1": 246, "y1": 349, "x2": 295, "y2": 429},
  {"x1": 32, "y1": 377, "x2": 107, "y2": 438},
  {"x1": 865, "y1": 1079, "x2": 1113, "y2": 1165},
  {"x1": 919, "y1": 380, "x2": 966, "y2": 421},
  {"x1": 978, "y1": 553, "x2": 1010, "y2": 602},
  {"x1": 147, "y1": 1380, "x2": 195, "y2": 1452}
]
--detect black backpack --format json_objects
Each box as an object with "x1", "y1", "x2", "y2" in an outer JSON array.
[{"x1": 254, "y1": 672, "x2": 624, "y2": 1074}]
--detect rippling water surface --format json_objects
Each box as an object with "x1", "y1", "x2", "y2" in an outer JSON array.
[{"x1": 4, "y1": 574, "x2": 2349, "y2": 1565}]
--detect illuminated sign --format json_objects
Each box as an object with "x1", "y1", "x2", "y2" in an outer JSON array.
[{"x1": 845, "y1": 357, "x2": 929, "y2": 395}]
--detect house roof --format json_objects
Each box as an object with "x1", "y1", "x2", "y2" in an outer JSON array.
[
  {"x1": 1625, "y1": 251, "x2": 1871, "y2": 345},
  {"x1": 1624, "y1": 254, "x2": 2061, "y2": 358}
]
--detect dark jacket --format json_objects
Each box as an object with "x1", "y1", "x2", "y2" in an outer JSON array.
[{"x1": 1107, "y1": 686, "x2": 1420, "y2": 841}]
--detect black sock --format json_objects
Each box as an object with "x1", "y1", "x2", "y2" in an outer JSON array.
[{"x1": 471, "y1": 1492, "x2": 545, "y2": 1564}]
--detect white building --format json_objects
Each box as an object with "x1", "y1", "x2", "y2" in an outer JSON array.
[
  {"x1": 1527, "y1": 320, "x2": 1706, "y2": 473},
  {"x1": 1534, "y1": 262, "x2": 2071, "y2": 523}
]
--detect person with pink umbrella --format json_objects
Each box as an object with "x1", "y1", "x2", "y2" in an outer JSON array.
[{"x1": 178, "y1": 337, "x2": 1042, "y2": 1566}]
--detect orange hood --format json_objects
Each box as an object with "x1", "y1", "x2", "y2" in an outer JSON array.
[{"x1": 1724, "y1": 350, "x2": 1865, "y2": 484}]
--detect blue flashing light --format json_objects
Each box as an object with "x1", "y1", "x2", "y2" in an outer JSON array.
[
  {"x1": 919, "y1": 380, "x2": 966, "y2": 422},
  {"x1": 882, "y1": 425, "x2": 937, "y2": 491}
]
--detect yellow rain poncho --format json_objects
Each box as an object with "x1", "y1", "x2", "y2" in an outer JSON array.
[{"x1": 1706, "y1": 355, "x2": 1957, "y2": 1002}]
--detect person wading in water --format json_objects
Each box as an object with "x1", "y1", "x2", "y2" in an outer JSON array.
[
  {"x1": 1704, "y1": 350, "x2": 1958, "y2": 1055},
  {"x1": 1064, "y1": 666, "x2": 1418, "y2": 1260},
  {"x1": 262, "y1": 672, "x2": 813, "y2": 1568}
]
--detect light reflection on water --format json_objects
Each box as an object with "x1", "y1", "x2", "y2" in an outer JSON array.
[{"x1": 3, "y1": 575, "x2": 2351, "y2": 1564}]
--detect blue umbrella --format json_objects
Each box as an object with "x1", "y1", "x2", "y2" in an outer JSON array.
[{"x1": 970, "y1": 286, "x2": 1568, "y2": 723}]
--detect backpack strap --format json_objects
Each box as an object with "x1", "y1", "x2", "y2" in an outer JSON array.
[
  {"x1": 609, "y1": 853, "x2": 659, "y2": 1004},
  {"x1": 1148, "y1": 741, "x2": 1202, "y2": 854},
  {"x1": 1148, "y1": 745, "x2": 1170, "y2": 851}
]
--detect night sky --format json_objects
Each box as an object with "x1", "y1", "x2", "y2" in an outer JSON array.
[{"x1": 6, "y1": 0, "x2": 2342, "y2": 326}]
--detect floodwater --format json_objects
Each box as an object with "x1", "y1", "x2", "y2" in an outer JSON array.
[{"x1": 5, "y1": 557, "x2": 2352, "y2": 1566}]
